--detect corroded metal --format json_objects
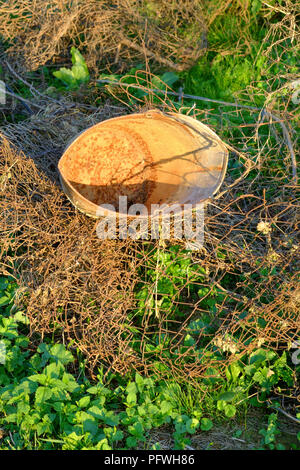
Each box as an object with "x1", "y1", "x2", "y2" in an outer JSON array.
[{"x1": 58, "y1": 110, "x2": 228, "y2": 218}]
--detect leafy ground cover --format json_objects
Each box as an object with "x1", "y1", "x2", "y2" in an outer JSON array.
[{"x1": 0, "y1": 276, "x2": 299, "y2": 449}]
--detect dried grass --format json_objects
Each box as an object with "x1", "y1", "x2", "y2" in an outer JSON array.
[{"x1": 0, "y1": 0, "x2": 206, "y2": 73}]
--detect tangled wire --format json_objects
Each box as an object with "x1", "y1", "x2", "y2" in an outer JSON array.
[
  {"x1": 0, "y1": 94, "x2": 298, "y2": 388},
  {"x1": 0, "y1": 0, "x2": 206, "y2": 73}
]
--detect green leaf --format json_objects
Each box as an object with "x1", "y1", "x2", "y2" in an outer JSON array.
[
  {"x1": 35, "y1": 386, "x2": 53, "y2": 404},
  {"x1": 160, "y1": 400, "x2": 173, "y2": 415},
  {"x1": 61, "y1": 372, "x2": 80, "y2": 393},
  {"x1": 135, "y1": 372, "x2": 144, "y2": 392},
  {"x1": 128, "y1": 421, "x2": 144, "y2": 439},
  {"x1": 225, "y1": 362, "x2": 241, "y2": 382},
  {"x1": 126, "y1": 382, "x2": 137, "y2": 395},
  {"x1": 78, "y1": 396, "x2": 91, "y2": 409},
  {"x1": 103, "y1": 411, "x2": 119, "y2": 427},
  {"x1": 217, "y1": 391, "x2": 236, "y2": 402},
  {"x1": 71, "y1": 64, "x2": 89, "y2": 83},
  {"x1": 249, "y1": 350, "x2": 267, "y2": 365},
  {"x1": 126, "y1": 381, "x2": 137, "y2": 405},
  {"x1": 53, "y1": 47, "x2": 89, "y2": 89},
  {"x1": 126, "y1": 436, "x2": 137, "y2": 448},
  {"x1": 76, "y1": 411, "x2": 98, "y2": 436},
  {"x1": 49, "y1": 344, "x2": 74, "y2": 365},
  {"x1": 13, "y1": 311, "x2": 29, "y2": 325},
  {"x1": 0, "y1": 296, "x2": 10, "y2": 307},
  {"x1": 224, "y1": 404, "x2": 236, "y2": 418},
  {"x1": 184, "y1": 334, "x2": 196, "y2": 347},
  {"x1": 160, "y1": 72, "x2": 179, "y2": 87},
  {"x1": 126, "y1": 391, "x2": 137, "y2": 405},
  {"x1": 71, "y1": 47, "x2": 88, "y2": 70},
  {"x1": 87, "y1": 405, "x2": 103, "y2": 419},
  {"x1": 53, "y1": 68, "x2": 77, "y2": 88},
  {"x1": 200, "y1": 418, "x2": 213, "y2": 431},
  {"x1": 186, "y1": 418, "x2": 199, "y2": 434}
]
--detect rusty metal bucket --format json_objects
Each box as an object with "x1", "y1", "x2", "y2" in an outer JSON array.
[{"x1": 58, "y1": 110, "x2": 228, "y2": 218}]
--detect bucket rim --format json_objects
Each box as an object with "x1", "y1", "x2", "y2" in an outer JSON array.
[{"x1": 58, "y1": 109, "x2": 228, "y2": 220}]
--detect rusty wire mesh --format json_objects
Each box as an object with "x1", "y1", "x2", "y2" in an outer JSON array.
[
  {"x1": 0, "y1": 95, "x2": 299, "y2": 388},
  {"x1": 0, "y1": 4, "x2": 299, "y2": 394},
  {"x1": 0, "y1": 0, "x2": 206, "y2": 73}
]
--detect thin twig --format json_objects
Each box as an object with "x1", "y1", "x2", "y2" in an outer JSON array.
[
  {"x1": 120, "y1": 38, "x2": 188, "y2": 72},
  {"x1": 9, "y1": 431, "x2": 16, "y2": 448},
  {"x1": 4, "y1": 89, "x2": 43, "y2": 110},
  {"x1": 185, "y1": 444, "x2": 195, "y2": 450},
  {"x1": 3, "y1": 59, "x2": 63, "y2": 106},
  {"x1": 264, "y1": 110, "x2": 297, "y2": 184},
  {"x1": 231, "y1": 437, "x2": 247, "y2": 443},
  {"x1": 271, "y1": 406, "x2": 300, "y2": 425},
  {"x1": 96, "y1": 78, "x2": 260, "y2": 110},
  {"x1": 5, "y1": 84, "x2": 33, "y2": 114}
]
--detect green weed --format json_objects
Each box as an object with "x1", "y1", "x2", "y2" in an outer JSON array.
[{"x1": 53, "y1": 47, "x2": 90, "y2": 90}]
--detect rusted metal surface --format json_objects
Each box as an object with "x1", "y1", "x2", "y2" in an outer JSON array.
[{"x1": 58, "y1": 110, "x2": 228, "y2": 218}]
